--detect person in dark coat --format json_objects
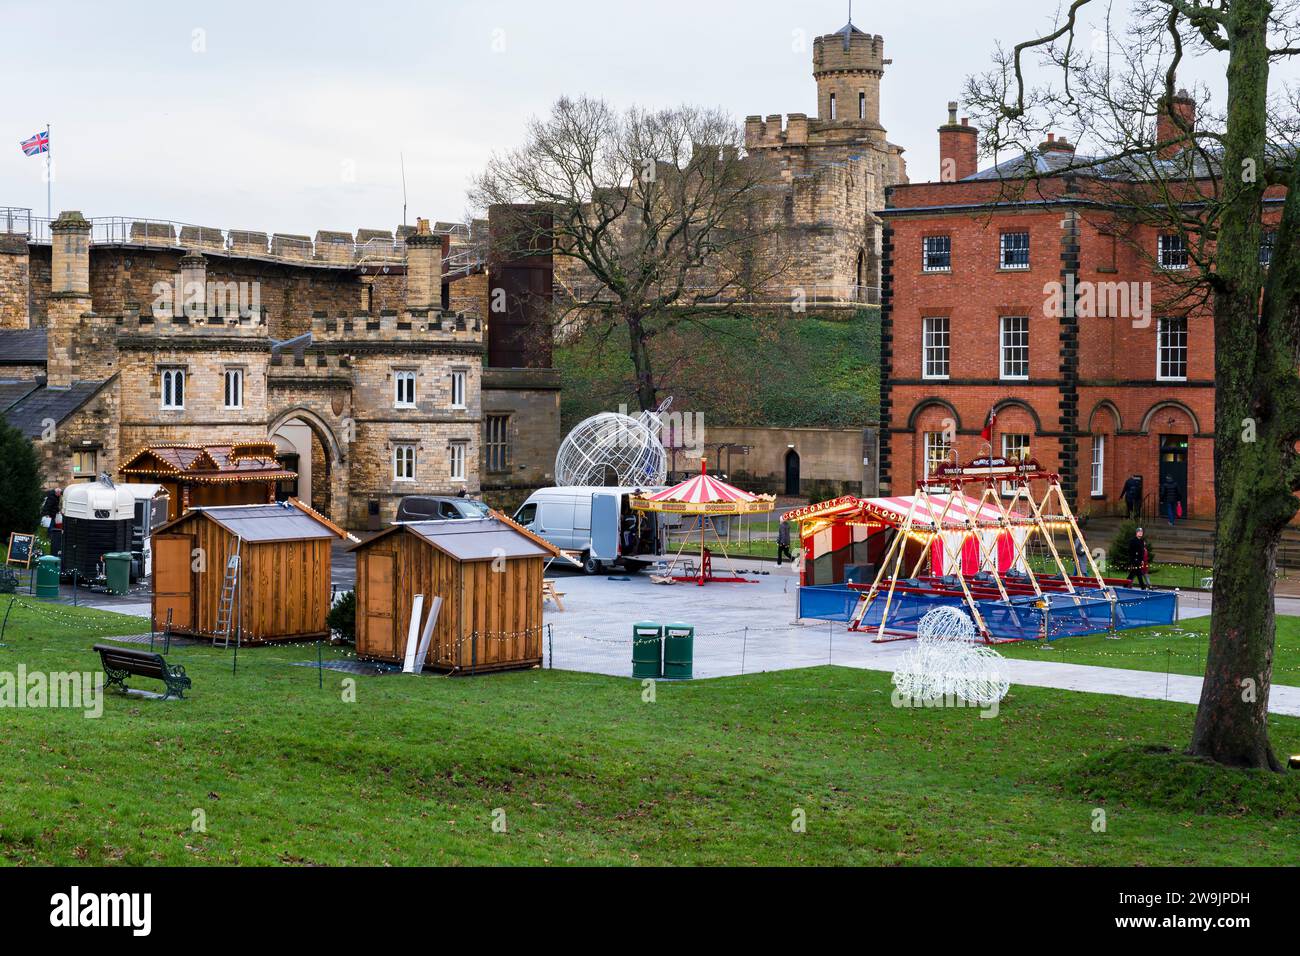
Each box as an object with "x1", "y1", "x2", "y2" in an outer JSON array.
[
  {"x1": 1125, "y1": 527, "x2": 1153, "y2": 589},
  {"x1": 776, "y1": 518, "x2": 796, "y2": 565},
  {"x1": 1119, "y1": 475, "x2": 1142, "y2": 520},
  {"x1": 1159, "y1": 475, "x2": 1183, "y2": 526}
]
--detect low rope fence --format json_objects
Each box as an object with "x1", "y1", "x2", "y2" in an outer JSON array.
[{"x1": 4, "y1": 586, "x2": 1299, "y2": 702}]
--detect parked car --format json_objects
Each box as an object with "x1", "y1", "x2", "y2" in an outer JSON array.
[
  {"x1": 395, "y1": 495, "x2": 492, "y2": 522},
  {"x1": 512, "y1": 485, "x2": 666, "y2": 574}
]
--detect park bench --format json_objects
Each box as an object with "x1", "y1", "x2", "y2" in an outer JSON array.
[{"x1": 93, "y1": 643, "x2": 191, "y2": 700}]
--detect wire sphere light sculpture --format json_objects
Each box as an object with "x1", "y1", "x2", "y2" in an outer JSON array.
[
  {"x1": 554, "y1": 405, "x2": 669, "y2": 487},
  {"x1": 891, "y1": 606, "x2": 1010, "y2": 706}
]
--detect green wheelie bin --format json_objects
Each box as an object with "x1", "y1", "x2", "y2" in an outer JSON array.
[
  {"x1": 103, "y1": 552, "x2": 133, "y2": 596},
  {"x1": 632, "y1": 621, "x2": 663, "y2": 679},
  {"x1": 35, "y1": 554, "x2": 61, "y2": 599},
  {"x1": 663, "y1": 622, "x2": 695, "y2": 680}
]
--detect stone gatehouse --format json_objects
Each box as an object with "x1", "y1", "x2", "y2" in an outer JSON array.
[{"x1": 0, "y1": 209, "x2": 559, "y2": 528}]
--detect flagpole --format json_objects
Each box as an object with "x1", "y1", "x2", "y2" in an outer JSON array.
[{"x1": 45, "y1": 123, "x2": 51, "y2": 220}]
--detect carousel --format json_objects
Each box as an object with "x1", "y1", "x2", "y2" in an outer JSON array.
[
  {"x1": 789, "y1": 454, "x2": 1178, "y2": 642},
  {"x1": 629, "y1": 459, "x2": 774, "y2": 585}
]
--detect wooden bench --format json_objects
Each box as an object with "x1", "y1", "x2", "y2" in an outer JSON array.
[
  {"x1": 541, "y1": 578, "x2": 565, "y2": 612},
  {"x1": 93, "y1": 643, "x2": 191, "y2": 700}
]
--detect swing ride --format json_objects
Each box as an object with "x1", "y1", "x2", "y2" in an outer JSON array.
[
  {"x1": 789, "y1": 454, "x2": 1177, "y2": 642},
  {"x1": 629, "y1": 459, "x2": 774, "y2": 585}
]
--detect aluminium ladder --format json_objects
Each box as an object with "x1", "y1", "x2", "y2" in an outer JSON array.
[{"x1": 213, "y1": 537, "x2": 242, "y2": 648}]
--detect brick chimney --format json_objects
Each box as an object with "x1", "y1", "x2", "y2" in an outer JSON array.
[
  {"x1": 1156, "y1": 88, "x2": 1196, "y2": 158},
  {"x1": 938, "y1": 102, "x2": 978, "y2": 182},
  {"x1": 404, "y1": 217, "x2": 439, "y2": 312},
  {"x1": 1038, "y1": 132, "x2": 1077, "y2": 155}
]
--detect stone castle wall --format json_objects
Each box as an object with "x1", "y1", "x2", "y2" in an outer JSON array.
[{"x1": 0, "y1": 235, "x2": 29, "y2": 328}]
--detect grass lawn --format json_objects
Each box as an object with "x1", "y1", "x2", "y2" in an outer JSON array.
[
  {"x1": 999, "y1": 614, "x2": 1300, "y2": 685},
  {"x1": 1, "y1": 599, "x2": 1299, "y2": 865}
]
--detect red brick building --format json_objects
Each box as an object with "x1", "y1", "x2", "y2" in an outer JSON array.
[{"x1": 878, "y1": 101, "x2": 1281, "y2": 520}]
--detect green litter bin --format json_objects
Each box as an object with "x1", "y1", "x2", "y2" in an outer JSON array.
[
  {"x1": 103, "y1": 552, "x2": 133, "y2": 596},
  {"x1": 35, "y1": 555, "x2": 61, "y2": 599},
  {"x1": 632, "y1": 621, "x2": 663, "y2": 679},
  {"x1": 663, "y1": 623, "x2": 695, "y2": 680}
]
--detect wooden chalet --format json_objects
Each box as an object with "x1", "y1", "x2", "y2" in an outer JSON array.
[{"x1": 119, "y1": 442, "x2": 296, "y2": 520}]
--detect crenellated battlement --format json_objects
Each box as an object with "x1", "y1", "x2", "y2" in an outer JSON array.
[
  {"x1": 114, "y1": 305, "x2": 271, "y2": 337},
  {"x1": 812, "y1": 29, "x2": 887, "y2": 78},
  {"x1": 309, "y1": 309, "x2": 482, "y2": 343}
]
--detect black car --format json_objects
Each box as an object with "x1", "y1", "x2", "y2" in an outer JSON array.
[{"x1": 395, "y1": 495, "x2": 492, "y2": 522}]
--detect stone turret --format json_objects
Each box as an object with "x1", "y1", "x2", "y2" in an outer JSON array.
[
  {"x1": 48, "y1": 210, "x2": 93, "y2": 386},
  {"x1": 178, "y1": 251, "x2": 207, "y2": 319},
  {"x1": 812, "y1": 21, "x2": 889, "y2": 126}
]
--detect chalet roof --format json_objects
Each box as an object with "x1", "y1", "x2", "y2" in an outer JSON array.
[
  {"x1": 158, "y1": 501, "x2": 347, "y2": 543},
  {"x1": 351, "y1": 515, "x2": 561, "y2": 562},
  {"x1": 119, "y1": 442, "x2": 296, "y2": 482}
]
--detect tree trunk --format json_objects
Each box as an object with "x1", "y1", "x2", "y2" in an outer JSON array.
[
  {"x1": 1188, "y1": 0, "x2": 1284, "y2": 771},
  {"x1": 624, "y1": 311, "x2": 659, "y2": 412}
]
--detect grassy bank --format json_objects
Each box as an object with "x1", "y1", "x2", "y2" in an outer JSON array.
[
  {"x1": 557, "y1": 309, "x2": 880, "y2": 430},
  {"x1": 1, "y1": 600, "x2": 1298, "y2": 865}
]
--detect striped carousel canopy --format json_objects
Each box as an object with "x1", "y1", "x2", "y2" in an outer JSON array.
[
  {"x1": 785, "y1": 493, "x2": 1030, "y2": 531},
  {"x1": 630, "y1": 460, "x2": 776, "y2": 515}
]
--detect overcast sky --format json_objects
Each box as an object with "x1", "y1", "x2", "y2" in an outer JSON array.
[{"x1": 1, "y1": 0, "x2": 1294, "y2": 235}]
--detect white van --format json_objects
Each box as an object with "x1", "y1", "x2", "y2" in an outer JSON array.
[{"x1": 513, "y1": 486, "x2": 667, "y2": 574}]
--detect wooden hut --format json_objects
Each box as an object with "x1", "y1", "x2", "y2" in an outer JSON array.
[
  {"x1": 119, "y1": 442, "x2": 297, "y2": 520},
  {"x1": 351, "y1": 512, "x2": 561, "y2": 673},
  {"x1": 151, "y1": 499, "x2": 351, "y2": 644}
]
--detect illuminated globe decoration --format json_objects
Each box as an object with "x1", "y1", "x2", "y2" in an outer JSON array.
[
  {"x1": 891, "y1": 606, "x2": 1010, "y2": 706},
  {"x1": 554, "y1": 406, "x2": 668, "y2": 487}
]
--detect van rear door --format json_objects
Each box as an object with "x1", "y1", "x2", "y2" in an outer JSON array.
[{"x1": 590, "y1": 492, "x2": 620, "y2": 561}]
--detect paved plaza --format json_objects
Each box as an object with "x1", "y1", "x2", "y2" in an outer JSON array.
[{"x1": 42, "y1": 541, "x2": 1300, "y2": 717}]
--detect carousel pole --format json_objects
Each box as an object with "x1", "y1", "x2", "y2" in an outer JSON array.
[{"x1": 699, "y1": 459, "x2": 708, "y2": 585}]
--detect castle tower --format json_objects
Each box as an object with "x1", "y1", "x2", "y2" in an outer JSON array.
[
  {"x1": 812, "y1": 20, "x2": 888, "y2": 127},
  {"x1": 47, "y1": 210, "x2": 92, "y2": 387}
]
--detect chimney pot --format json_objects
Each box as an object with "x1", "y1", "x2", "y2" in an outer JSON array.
[{"x1": 947, "y1": 101, "x2": 958, "y2": 125}]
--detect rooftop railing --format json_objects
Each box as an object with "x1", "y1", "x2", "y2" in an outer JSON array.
[{"x1": 0, "y1": 207, "x2": 474, "y2": 268}]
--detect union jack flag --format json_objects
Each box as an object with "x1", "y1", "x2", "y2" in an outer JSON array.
[{"x1": 20, "y1": 129, "x2": 49, "y2": 156}]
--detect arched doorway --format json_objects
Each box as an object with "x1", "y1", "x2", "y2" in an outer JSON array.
[
  {"x1": 855, "y1": 248, "x2": 867, "y2": 301},
  {"x1": 268, "y1": 409, "x2": 341, "y2": 520},
  {"x1": 784, "y1": 449, "x2": 801, "y2": 496}
]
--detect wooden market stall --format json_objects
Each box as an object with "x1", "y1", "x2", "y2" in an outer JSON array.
[
  {"x1": 351, "y1": 511, "x2": 561, "y2": 673},
  {"x1": 119, "y1": 442, "x2": 297, "y2": 520},
  {"x1": 151, "y1": 499, "x2": 351, "y2": 644}
]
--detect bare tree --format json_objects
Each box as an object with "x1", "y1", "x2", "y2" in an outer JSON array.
[
  {"x1": 965, "y1": 0, "x2": 1300, "y2": 770},
  {"x1": 470, "y1": 96, "x2": 789, "y2": 411}
]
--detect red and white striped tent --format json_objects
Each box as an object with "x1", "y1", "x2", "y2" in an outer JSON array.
[
  {"x1": 630, "y1": 460, "x2": 775, "y2": 583},
  {"x1": 784, "y1": 492, "x2": 1031, "y2": 585},
  {"x1": 633, "y1": 464, "x2": 776, "y2": 515}
]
